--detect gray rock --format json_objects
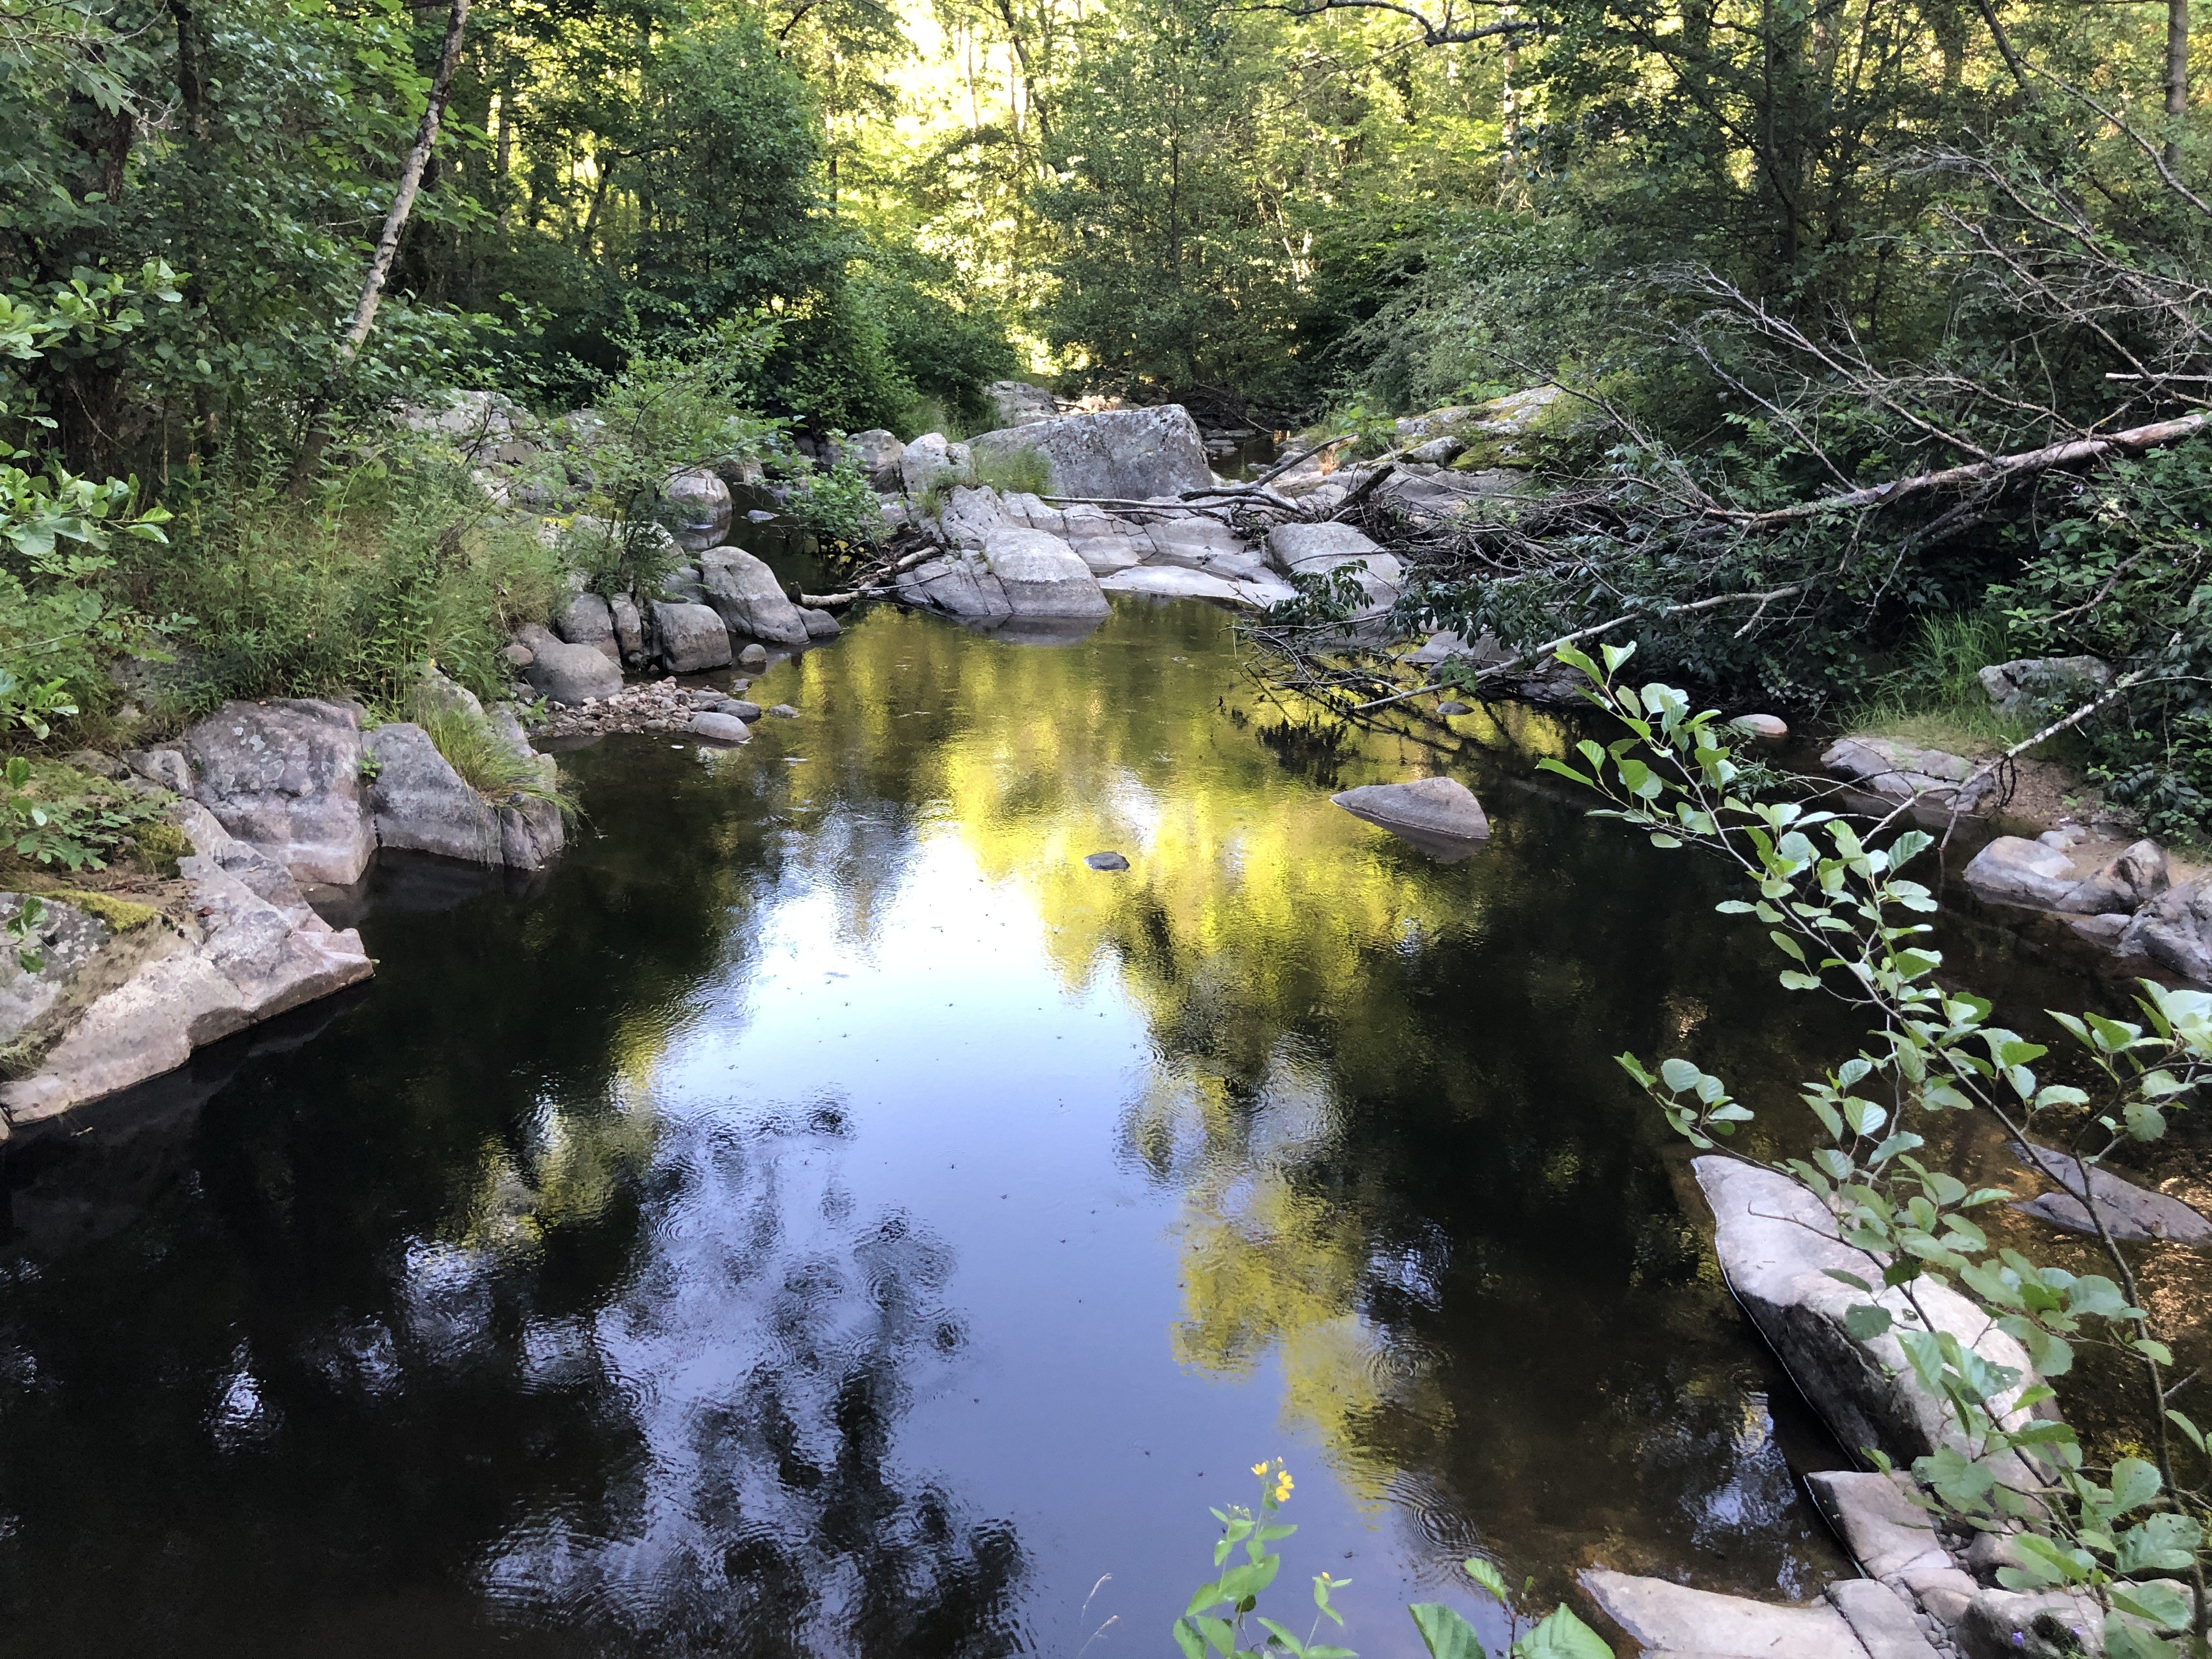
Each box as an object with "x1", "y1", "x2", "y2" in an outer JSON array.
[
  {"x1": 1058, "y1": 506, "x2": 1149, "y2": 574},
  {"x1": 1822, "y1": 736, "x2": 1999, "y2": 816},
  {"x1": 1956, "y1": 1588, "x2": 2103, "y2": 1659},
  {"x1": 900, "y1": 432, "x2": 973, "y2": 496},
  {"x1": 500, "y1": 640, "x2": 534, "y2": 668},
  {"x1": 738, "y1": 643, "x2": 769, "y2": 671},
  {"x1": 768, "y1": 704, "x2": 797, "y2": 719},
  {"x1": 122, "y1": 747, "x2": 191, "y2": 794},
  {"x1": 1393, "y1": 405, "x2": 1480, "y2": 441},
  {"x1": 1805, "y1": 1471, "x2": 1953, "y2": 1587},
  {"x1": 2057, "y1": 838, "x2": 2168, "y2": 915},
  {"x1": 1828, "y1": 1578, "x2": 1944, "y2": 1659},
  {"x1": 1731, "y1": 713, "x2": 1790, "y2": 738},
  {"x1": 1085, "y1": 850, "x2": 1129, "y2": 871},
  {"x1": 1263, "y1": 522, "x2": 1405, "y2": 623},
  {"x1": 2010, "y1": 1144, "x2": 2212, "y2": 1244},
  {"x1": 843, "y1": 428, "x2": 906, "y2": 490},
  {"x1": 896, "y1": 551, "x2": 1015, "y2": 619},
  {"x1": 1099, "y1": 566, "x2": 1250, "y2": 607},
  {"x1": 180, "y1": 698, "x2": 376, "y2": 885},
  {"x1": 1963, "y1": 836, "x2": 2081, "y2": 910},
  {"x1": 799, "y1": 607, "x2": 841, "y2": 640},
  {"x1": 1331, "y1": 777, "x2": 1489, "y2": 841},
  {"x1": 1695, "y1": 1156, "x2": 2043, "y2": 1466},
  {"x1": 1978, "y1": 656, "x2": 2112, "y2": 719},
  {"x1": 986, "y1": 380, "x2": 1060, "y2": 427},
  {"x1": 2067, "y1": 911, "x2": 2132, "y2": 947},
  {"x1": 1579, "y1": 1569, "x2": 1870, "y2": 1659},
  {"x1": 1404, "y1": 435, "x2": 1466, "y2": 464},
  {"x1": 698, "y1": 546, "x2": 810, "y2": 646},
  {"x1": 983, "y1": 527, "x2": 1111, "y2": 617},
  {"x1": 365, "y1": 723, "x2": 504, "y2": 864},
  {"x1": 2117, "y1": 876, "x2": 2212, "y2": 983},
  {"x1": 716, "y1": 700, "x2": 762, "y2": 721},
  {"x1": 661, "y1": 563, "x2": 707, "y2": 605},
  {"x1": 0, "y1": 803, "x2": 372, "y2": 1127},
  {"x1": 608, "y1": 594, "x2": 646, "y2": 663},
  {"x1": 0, "y1": 894, "x2": 124, "y2": 1051},
  {"x1": 688, "y1": 712, "x2": 752, "y2": 744},
  {"x1": 651, "y1": 601, "x2": 733, "y2": 673},
  {"x1": 555, "y1": 591, "x2": 619, "y2": 662},
  {"x1": 1144, "y1": 515, "x2": 1248, "y2": 567},
  {"x1": 938, "y1": 484, "x2": 1011, "y2": 551},
  {"x1": 663, "y1": 467, "x2": 733, "y2": 552},
  {"x1": 1437, "y1": 700, "x2": 1472, "y2": 715},
  {"x1": 517, "y1": 624, "x2": 623, "y2": 707},
  {"x1": 969, "y1": 405, "x2": 1213, "y2": 501}
]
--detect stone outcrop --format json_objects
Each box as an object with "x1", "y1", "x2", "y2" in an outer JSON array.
[
  {"x1": 651, "y1": 600, "x2": 735, "y2": 672},
  {"x1": 0, "y1": 801, "x2": 373, "y2": 1130},
  {"x1": 1978, "y1": 656, "x2": 2111, "y2": 719},
  {"x1": 968, "y1": 405, "x2": 1213, "y2": 501},
  {"x1": 365, "y1": 720, "x2": 562, "y2": 871},
  {"x1": 1265, "y1": 522, "x2": 1405, "y2": 622},
  {"x1": 985, "y1": 380, "x2": 1059, "y2": 427},
  {"x1": 2011, "y1": 1144, "x2": 2212, "y2": 1244},
  {"x1": 1331, "y1": 777, "x2": 1489, "y2": 842},
  {"x1": 981, "y1": 527, "x2": 1111, "y2": 618},
  {"x1": 842, "y1": 428, "x2": 906, "y2": 489},
  {"x1": 1822, "y1": 736, "x2": 1999, "y2": 817},
  {"x1": 2059, "y1": 839, "x2": 2168, "y2": 915},
  {"x1": 2118, "y1": 876, "x2": 2212, "y2": 981},
  {"x1": 900, "y1": 432, "x2": 972, "y2": 495},
  {"x1": 180, "y1": 698, "x2": 377, "y2": 885},
  {"x1": 1579, "y1": 1569, "x2": 1889, "y2": 1658},
  {"x1": 699, "y1": 546, "x2": 811, "y2": 646},
  {"x1": 517, "y1": 623, "x2": 623, "y2": 706}
]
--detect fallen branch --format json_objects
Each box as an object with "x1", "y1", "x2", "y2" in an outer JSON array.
[
  {"x1": 1038, "y1": 495, "x2": 1232, "y2": 515},
  {"x1": 1328, "y1": 463, "x2": 1396, "y2": 520},
  {"x1": 1707, "y1": 411, "x2": 2212, "y2": 526}
]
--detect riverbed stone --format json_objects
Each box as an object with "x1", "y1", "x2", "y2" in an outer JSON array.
[
  {"x1": 1579, "y1": 1569, "x2": 1871, "y2": 1659},
  {"x1": 2010, "y1": 1143, "x2": 2212, "y2": 1244},
  {"x1": 1963, "y1": 836, "x2": 2081, "y2": 910},
  {"x1": 1085, "y1": 850, "x2": 1129, "y2": 871},
  {"x1": 1058, "y1": 506, "x2": 1149, "y2": 574},
  {"x1": 688, "y1": 712, "x2": 752, "y2": 744},
  {"x1": 555, "y1": 590, "x2": 619, "y2": 663},
  {"x1": 1331, "y1": 777, "x2": 1489, "y2": 841},
  {"x1": 1828, "y1": 1578, "x2": 1945, "y2": 1659},
  {"x1": 1805, "y1": 1472, "x2": 1956, "y2": 1590},
  {"x1": 518, "y1": 623, "x2": 623, "y2": 707},
  {"x1": 698, "y1": 546, "x2": 810, "y2": 646},
  {"x1": 800, "y1": 607, "x2": 841, "y2": 640},
  {"x1": 609, "y1": 594, "x2": 646, "y2": 663},
  {"x1": 1144, "y1": 515, "x2": 1246, "y2": 567},
  {"x1": 365, "y1": 723, "x2": 503, "y2": 864},
  {"x1": 1694, "y1": 1156, "x2": 2042, "y2": 1466},
  {"x1": 650, "y1": 601, "x2": 734, "y2": 673},
  {"x1": 2057, "y1": 838, "x2": 2168, "y2": 915},
  {"x1": 1731, "y1": 713, "x2": 1790, "y2": 738},
  {"x1": 1823, "y1": 736, "x2": 1999, "y2": 815},
  {"x1": 843, "y1": 427, "x2": 906, "y2": 490},
  {"x1": 181, "y1": 698, "x2": 376, "y2": 885},
  {"x1": 979, "y1": 527, "x2": 1110, "y2": 618},
  {"x1": 1978, "y1": 656, "x2": 2112, "y2": 719},
  {"x1": 969, "y1": 405, "x2": 1212, "y2": 501},
  {"x1": 2117, "y1": 876, "x2": 2212, "y2": 983},
  {"x1": 897, "y1": 550, "x2": 1015, "y2": 619},
  {"x1": 900, "y1": 432, "x2": 972, "y2": 495},
  {"x1": 1265, "y1": 522, "x2": 1405, "y2": 621}
]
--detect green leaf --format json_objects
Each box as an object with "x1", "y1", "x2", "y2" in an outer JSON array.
[
  {"x1": 1658, "y1": 1058, "x2": 1700, "y2": 1093},
  {"x1": 2114, "y1": 1511, "x2": 2201, "y2": 1574},
  {"x1": 1257, "y1": 1617, "x2": 1309, "y2": 1656},
  {"x1": 1408, "y1": 1602, "x2": 1488, "y2": 1659},
  {"x1": 2109, "y1": 1457, "x2": 2161, "y2": 1513},
  {"x1": 1463, "y1": 1558, "x2": 1509, "y2": 1602},
  {"x1": 1176, "y1": 1616, "x2": 1207, "y2": 1659},
  {"x1": 2109, "y1": 1580, "x2": 2193, "y2": 1632},
  {"x1": 2103, "y1": 1612, "x2": 2181, "y2": 1659},
  {"x1": 1513, "y1": 1605, "x2": 1614, "y2": 1659},
  {"x1": 1216, "y1": 1558, "x2": 1282, "y2": 1604},
  {"x1": 1843, "y1": 1304, "x2": 1893, "y2": 1340}
]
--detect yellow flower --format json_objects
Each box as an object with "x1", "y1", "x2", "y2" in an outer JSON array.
[
  {"x1": 1252, "y1": 1461, "x2": 1271, "y2": 1476},
  {"x1": 1274, "y1": 1473, "x2": 1294, "y2": 1503}
]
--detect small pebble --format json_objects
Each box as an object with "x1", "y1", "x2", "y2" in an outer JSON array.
[{"x1": 1085, "y1": 851, "x2": 1130, "y2": 871}]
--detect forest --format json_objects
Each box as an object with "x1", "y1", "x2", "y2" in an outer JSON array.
[{"x1": 2, "y1": 0, "x2": 2210, "y2": 826}]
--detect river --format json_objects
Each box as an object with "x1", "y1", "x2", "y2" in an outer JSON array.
[{"x1": 0, "y1": 595, "x2": 2123, "y2": 1656}]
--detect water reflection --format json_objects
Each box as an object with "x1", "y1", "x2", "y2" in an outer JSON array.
[{"x1": 0, "y1": 599, "x2": 1906, "y2": 1655}]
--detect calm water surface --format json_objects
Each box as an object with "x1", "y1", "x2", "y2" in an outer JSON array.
[{"x1": 6, "y1": 595, "x2": 2049, "y2": 1657}]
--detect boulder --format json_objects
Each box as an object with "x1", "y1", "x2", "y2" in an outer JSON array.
[
  {"x1": 1393, "y1": 406, "x2": 1480, "y2": 442},
  {"x1": 1057, "y1": 505, "x2": 1149, "y2": 574},
  {"x1": 800, "y1": 607, "x2": 842, "y2": 640},
  {"x1": 122, "y1": 746, "x2": 192, "y2": 795},
  {"x1": 937, "y1": 484, "x2": 1011, "y2": 551},
  {"x1": 663, "y1": 467, "x2": 732, "y2": 552},
  {"x1": 986, "y1": 380, "x2": 1060, "y2": 427},
  {"x1": 1099, "y1": 566, "x2": 1249, "y2": 606},
  {"x1": 1265, "y1": 522, "x2": 1405, "y2": 621},
  {"x1": 900, "y1": 432, "x2": 972, "y2": 496},
  {"x1": 1731, "y1": 713, "x2": 1790, "y2": 738},
  {"x1": 651, "y1": 601, "x2": 734, "y2": 673},
  {"x1": 2117, "y1": 876, "x2": 2212, "y2": 983},
  {"x1": 500, "y1": 640, "x2": 535, "y2": 669},
  {"x1": 982, "y1": 527, "x2": 1111, "y2": 618},
  {"x1": 0, "y1": 803, "x2": 373, "y2": 1127},
  {"x1": 555, "y1": 590, "x2": 620, "y2": 663},
  {"x1": 689, "y1": 712, "x2": 752, "y2": 744},
  {"x1": 2010, "y1": 1144, "x2": 2212, "y2": 1244},
  {"x1": 661, "y1": 563, "x2": 707, "y2": 605},
  {"x1": 716, "y1": 700, "x2": 763, "y2": 721},
  {"x1": 365, "y1": 724, "x2": 504, "y2": 864},
  {"x1": 1144, "y1": 515, "x2": 1246, "y2": 566},
  {"x1": 1978, "y1": 656, "x2": 2112, "y2": 719},
  {"x1": 1330, "y1": 777, "x2": 1489, "y2": 843},
  {"x1": 608, "y1": 593, "x2": 646, "y2": 664},
  {"x1": 2057, "y1": 838, "x2": 2168, "y2": 915},
  {"x1": 896, "y1": 551, "x2": 1015, "y2": 619},
  {"x1": 1694, "y1": 1156, "x2": 2042, "y2": 1465},
  {"x1": 968, "y1": 405, "x2": 1213, "y2": 501},
  {"x1": 1962, "y1": 836, "x2": 2080, "y2": 910},
  {"x1": 517, "y1": 624, "x2": 622, "y2": 707},
  {"x1": 1822, "y1": 736, "x2": 1999, "y2": 816},
  {"x1": 738, "y1": 643, "x2": 770, "y2": 671},
  {"x1": 1956, "y1": 1588, "x2": 2104, "y2": 1659},
  {"x1": 698, "y1": 546, "x2": 810, "y2": 646},
  {"x1": 1578, "y1": 1570, "x2": 1870, "y2": 1659},
  {"x1": 1404, "y1": 435, "x2": 1465, "y2": 464},
  {"x1": 180, "y1": 699, "x2": 376, "y2": 885},
  {"x1": 842, "y1": 428, "x2": 906, "y2": 490}
]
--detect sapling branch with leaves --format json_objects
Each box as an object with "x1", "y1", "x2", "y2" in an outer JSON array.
[{"x1": 1537, "y1": 639, "x2": 2212, "y2": 1657}]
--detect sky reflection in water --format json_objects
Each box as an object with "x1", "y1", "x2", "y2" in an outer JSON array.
[{"x1": 0, "y1": 599, "x2": 1860, "y2": 1657}]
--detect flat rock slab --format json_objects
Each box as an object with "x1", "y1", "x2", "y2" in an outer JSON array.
[
  {"x1": 969, "y1": 405, "x2": 1213, "y2": 500},
  {"x1": 2011, "y1": 1144, "x2": 2212, "y2": 1244},
  {"x1": 1963, "y1": 836, "x2": 2080, "y2": 910},
  {"x1": 1581, "y1": 1570, "x2": 1871, "y2": 1658},
  {"x1": 1331, "y1": 777, "x2": 1489, "y2": 842},
  {"x1": 1822, "y1": 736, "x2": 1998, "y2": 817},
  {"x1": 1827, "y1": 1578, "x2": 1944, "y2": 1659},
  {"x1": 983, "y1": 526, "x2": 1111, "y2": 618}
]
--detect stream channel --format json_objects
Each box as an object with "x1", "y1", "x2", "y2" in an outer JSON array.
[{"x1": 0, "y1": 594, "x2": 2121, "y2": 1656}]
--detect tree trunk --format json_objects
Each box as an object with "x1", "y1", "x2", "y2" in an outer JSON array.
[{"x1": 340, "y1": 0, "x2": 472, "y2": 360}]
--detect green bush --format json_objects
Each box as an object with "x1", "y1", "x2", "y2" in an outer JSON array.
[
  {"x1": 0, "y1": 757, "x2": 173, "y2": 872},
  {"x1": 783, "y1": 451, "x2": 885, "y2": 556}
]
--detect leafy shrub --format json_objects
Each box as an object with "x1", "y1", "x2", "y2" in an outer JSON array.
[
  {"x1": 0, "y1": 757, "x2": 173, "y2": 872},
  {"x1": 783, "y1": 451, "x2": 885, "y2": 556}
]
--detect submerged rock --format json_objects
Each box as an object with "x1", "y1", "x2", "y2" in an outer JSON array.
[
  {"x1": 1084, "y1": 850, "x2": 1129, "y2": 871},
  {"x1": 2011, "y1": 1144, "x2": 2212, "y2": 1244},
  {"x1": 688, "y1": 712, "x2": 752, "y2": 744},
  {"x1": 182, "y1": 698, "x2": 376, "y2": 885},
  {"x1": 968, "y1": 405, "x2": 1212, "y2": 501},
  {"x1": 1330, "y1": 777, "x2": 1489, "y2": 842}
]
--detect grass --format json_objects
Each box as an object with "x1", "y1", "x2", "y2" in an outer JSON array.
[
  {"x1": 1844, "y1": 612, "x2": 2031, "y2": 755},
  {"x1": 972, "y1": 445, "x2": 1052, "y2": 497},
  {"x1": 411, "y1": 691, "x2": 572, "y2": 812}
]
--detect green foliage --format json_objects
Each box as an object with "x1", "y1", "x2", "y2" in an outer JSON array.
[
  {"x1": 1846, "y1": 612, "x2": 2026, "y2": 756},
  {"x1": 409, "y1": 691, "x2": 568, "y2": 814},
  {"x1": 1173, "y1": 1462, "x2": 1612, "y2": 1659},
  {"x1": 0, "y1": 757, "x2": 173, "y2": 873},
  {"x1": 1544, "y1": 642, "x2": 2212, "y2": 1658},
  {"x1": 783, "y1": 449, "x2": 885, "y2": 555},
  {"x1": 972, "y1": 445, "x2": 1051, "y2": 496}
]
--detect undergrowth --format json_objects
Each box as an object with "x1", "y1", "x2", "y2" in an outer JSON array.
[{"x1": 1843, "y1": 612, "x2": 2030, "y2": 755}]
